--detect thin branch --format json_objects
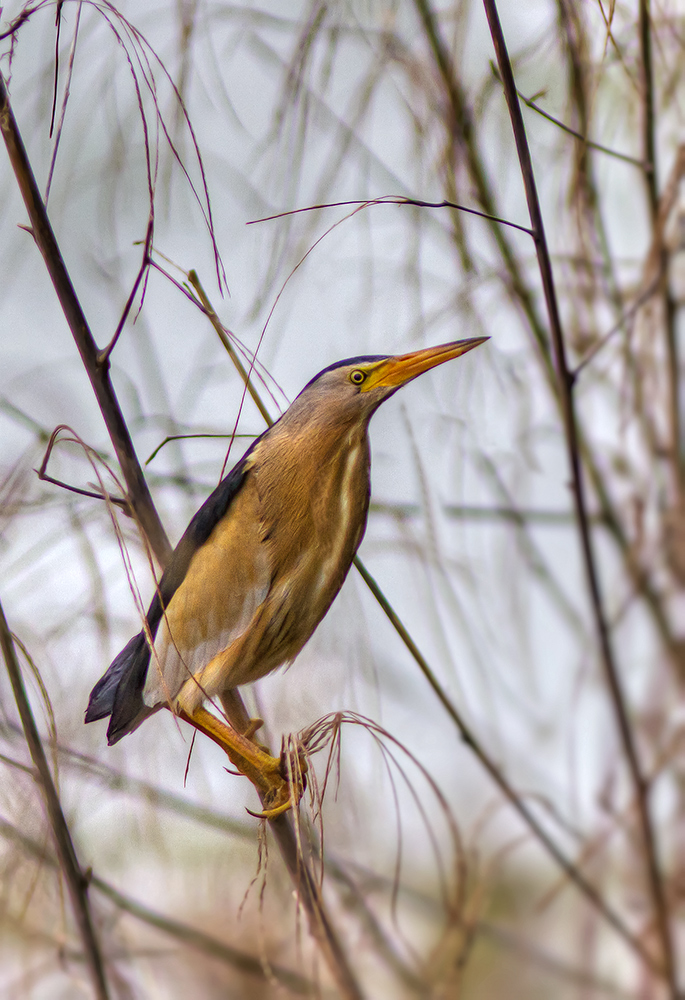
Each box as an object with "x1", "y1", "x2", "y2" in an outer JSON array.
[
  {"x1": 36, "y1": 424, "x2": 129, "y2": 508},
  {"x1": 513, "y1": 82, "x2": 648, "y2": 170},
  {"x1": 46, "y1": 0, "x2": 82, "y2": 201},
  {"x1": 97, "y1": 216, "x2": 153, "y2": 366},
  {"x1": 482, "y1": 1, "x2": 677, "y2": 991},
  {"x1": 374, "y1": 500, "x2": 580, "y2": 524},
  {"x1": 573, "y1": 275, "x2": 660, "y2": 376},
  {"x1": 188, "y1": 270, "x2": 275, "y2": 426},
  {"x1": 49, "y1": 1, "x2": 64, "y2": 140},
  {"x1": 639, "y1": 0, "x2": 658, "y2": 212},
  {"x1": 36, "y1": 472, "x2": 127, "y2": 507},
  {"x1": 0, "y1": 599, "x2": 110, "y2": 1000},
  {"x1": 248, "y1": 195, "x2": 534, "y2": 236},
  {"x1": 145, "y1": 432, "x2": 255, "y2": 466},
  {"x1": 639, "y1": 0, "x2": 682, "y2": 499}
]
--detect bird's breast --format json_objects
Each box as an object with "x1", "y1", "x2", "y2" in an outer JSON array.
[{"x1": 250, "y1": 428, "x2": 371, "y2": 670}]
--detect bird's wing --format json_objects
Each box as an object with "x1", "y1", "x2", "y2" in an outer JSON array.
[
  {"x1": 142, "y1": 472, "x2": 271, "y2": 709},
  {"x1": 86, "y1": 440, "x2": 262, "y2": 743}
]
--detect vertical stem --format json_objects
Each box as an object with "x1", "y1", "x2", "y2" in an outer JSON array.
[
  {"x1": 0, "y1": 600, "x2": 110, "y2": 1000},
  {"x1": 639, "y1": 0, "x2": 682, "y2": 499},
  {"x1": 639, "y1": 0, "x2": 658, "y2": 218},
  {"x1": 0, "y1": 70, "x2": 363, "y2": 1000},
  {"x1": 482, "y1": 1, "x2": 678, "y2": 993}
]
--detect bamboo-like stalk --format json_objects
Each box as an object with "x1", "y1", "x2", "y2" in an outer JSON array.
[
  {"x1": 0, "y1": 600, "x2": 110, "y2": 1000},
  {"x1": 481, "y1": 1, "x2": 678, "y2": 993},
  {"x1": 0, "y1": 70, "x2": 363, "y2": 1000}
]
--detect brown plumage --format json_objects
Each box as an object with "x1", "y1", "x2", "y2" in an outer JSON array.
[{"x1": 86, "y1": 338, "x2": 486, "y2": 815}]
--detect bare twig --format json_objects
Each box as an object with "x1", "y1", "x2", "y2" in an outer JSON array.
[
  {"x1": 0, "y1": 599, "x2": 110, "y2": 1000},
  {"x1": 188, "y1": 270, "x2": 275, "y2": 426},
  {"x1": 482, "y1": 0, "x2": 677, "y2": 990},
  {"x1": 513, "y1": 83, "x2": 648, "y2": 170},
  {"x1": 639, "y1": 0, "x2": 682, "y2": 499},
  {"x1": 46, "y1": 0, "x2": 82, "y2": 201},
  {"x1": 97, "y1": 216, "x2": 154, "y2": 366},
  {"x1": 248, "y1": 195, "x2": 533, "y2": 236}
]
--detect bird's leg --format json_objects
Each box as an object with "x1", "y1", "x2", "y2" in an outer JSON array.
[
  {"x1": 219, "y1": 688, "x2": 265, "y2": 745},
  {"x1": 177, "y1": 705, "x2": 305, "y2": 819},
  {"x1": 218, "y1": 690, "x2": 309, "y2": 815}
]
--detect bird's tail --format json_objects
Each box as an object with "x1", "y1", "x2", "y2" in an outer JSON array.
[{"x1": 85, "y1": 632, "x2": 155, "y2": 744}]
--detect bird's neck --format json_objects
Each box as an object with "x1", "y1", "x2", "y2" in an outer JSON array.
[{"x1": 249, "y1": 413, "x2": 371, "y2": 533}]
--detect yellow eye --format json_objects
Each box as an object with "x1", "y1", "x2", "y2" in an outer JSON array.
[{"x1": 349, "y1": 369, "x2": 366, "y2": 385}]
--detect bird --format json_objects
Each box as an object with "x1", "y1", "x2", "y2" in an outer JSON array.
[{"x1": 86, "y1": 337, "x2": 487, "y2": 815}]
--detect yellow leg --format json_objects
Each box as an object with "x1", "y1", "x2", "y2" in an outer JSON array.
[
  {"x1": 177, "y1": 705, "x2": 305, "y2": 819},
  {"x1": 218, "y1": 689, "x2": 266, "y2": 745}
]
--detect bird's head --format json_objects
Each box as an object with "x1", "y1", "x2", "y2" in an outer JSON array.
[{"x1": 288, "y1": 337, "x2": 489, "y2": 432}]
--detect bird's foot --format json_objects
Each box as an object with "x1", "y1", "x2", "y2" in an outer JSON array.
[
  {"x1": 246, "y1": 746, "x2": 307, "y2": 819},
  {"x1": 243, "y1": 716, "x2": 263, "y2": 741},
  {"x1": 178, "y1": 706, "x2": 306, "y2": 817}
]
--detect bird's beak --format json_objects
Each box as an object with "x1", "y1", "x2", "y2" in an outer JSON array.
[{"x1": 363, "y1": 337, "x2": 489, "y2": 391}]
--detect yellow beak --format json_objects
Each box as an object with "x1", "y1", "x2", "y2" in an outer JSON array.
[{"x1": 363, "y1": 337, "x2": 489, "y2": 391}]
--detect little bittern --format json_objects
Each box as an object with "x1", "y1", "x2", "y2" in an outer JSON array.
[{"x1": 86, "y1": 337, "x2": 487, "y2": 815}]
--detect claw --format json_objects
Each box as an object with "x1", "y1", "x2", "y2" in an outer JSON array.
[
  {"x1": 247, "y1": 763, "x2": 306, "y2": 819},
  {"x1": 246, "y1": 798, "x2": 296, "y2": 820}
]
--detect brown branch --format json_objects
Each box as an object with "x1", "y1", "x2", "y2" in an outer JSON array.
[
  {"x1": 0, "y1": 69, "x2": 363, "y2": 1000},
  {"x1": 0, "y1": 599, "x2": 111, "y2": 1000},
  {"x1": 188, "y1": 270, "x2": 275, "y2": 426},
  {"x1": 97, "y1": 216, "x2": 154, "y2": 366},
  {"x1": 248, "y1": 195, "x2": 533, "y2": 236},
  {"x1": 482, "y1": 1, "x2": 678, "y2": 992}
]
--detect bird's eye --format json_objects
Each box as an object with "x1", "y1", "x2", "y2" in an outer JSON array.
[{"x1": 349, "y1": 369, "x2": 366, "y2": 385}]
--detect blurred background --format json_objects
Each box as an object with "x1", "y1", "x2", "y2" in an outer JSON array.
[{"x1": 1, "y1": 0, "x2": 684, "y2": 996}]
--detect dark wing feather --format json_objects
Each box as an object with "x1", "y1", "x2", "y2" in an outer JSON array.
[{"x1": 85, "y1": 442, "x2": 259, "y2": 742}]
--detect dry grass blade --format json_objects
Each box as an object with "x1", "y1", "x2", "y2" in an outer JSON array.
[
  {"x1": 0, "y1": 599, "x2": 110, "y2": 1000},
  {"x1": 0, "y1": 815, "x2": 318, "y2": 996}
]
